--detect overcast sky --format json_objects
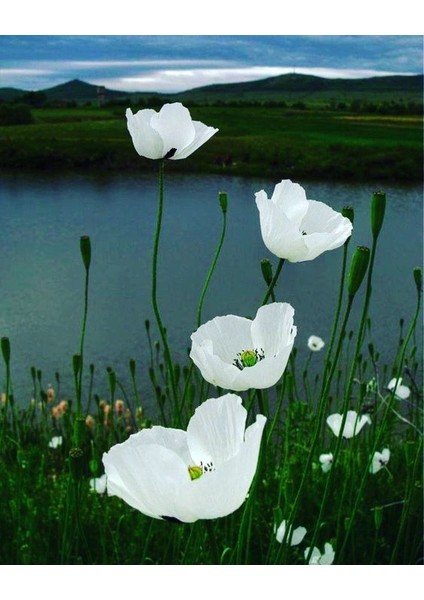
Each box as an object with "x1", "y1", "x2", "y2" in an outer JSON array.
[{"x1": 0, "y1": 35, "x2": 422, "y2": 93}]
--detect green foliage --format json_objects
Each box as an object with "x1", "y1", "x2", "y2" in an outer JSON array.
[
  {"x1": 0, "y1": 105, "x2": 422, "y2": 180},
  {"x1": 0, "y1": 103, "x2": 33, "y2": 126}
]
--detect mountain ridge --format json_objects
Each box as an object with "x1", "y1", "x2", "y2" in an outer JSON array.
[{"x1": 1, "y1": 73, "x2": 422, "y2": 105}]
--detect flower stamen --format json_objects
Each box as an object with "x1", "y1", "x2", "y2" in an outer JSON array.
[{"x1": 233, "y1": 348, "x2": 265, "y2": 370}]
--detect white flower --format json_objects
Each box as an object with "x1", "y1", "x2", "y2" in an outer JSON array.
[
  {"x1": 387, "y1": 377, "x2": 411, "y2": 400},
  {"x1": 305, "y1": 542, "x2": 335, "y2": 565},
  {"x1": 126, "y1": 103, "x2": 218, "y2": 160},
  {"x1": 89, "y1": 474, "x2": 108, "y2": 494},
  {"x1": 319, "y1": 453, "x2": 333, "y2": 473},
  {"x1": 308, "y1": 335, "x2": 325, "y2": 352},
  {"x1": 103, "y1": 394, "x2": 266, "y2": 523},
  {"x1": 275, "y1": 520, "x2": 307, "y2": 545},
  {"x1": 370, "y1": 448, "x2": 390, "y2": 474},
  {"x1": 326, "y1": 411, "x2": 371, "y2": 439},
  {"x1": 255, "y1": 180, "x2": 352, "y2": 263},
  {"x1": 190, "y1": 302, "x2": 297, "y2": 392},
  {"x1": 48, "y1": 435, "x2": 62, "y2": 449}
]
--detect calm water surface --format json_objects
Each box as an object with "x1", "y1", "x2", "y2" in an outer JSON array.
[{"x1": 0, "y1": 170, "x2": 422, "y2": 406}]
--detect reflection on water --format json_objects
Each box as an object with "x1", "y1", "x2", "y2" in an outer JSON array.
[{"x1": 0, "y1": 170, "x2": 422, "y2": 407}]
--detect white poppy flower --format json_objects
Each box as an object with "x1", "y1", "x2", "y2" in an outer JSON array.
[
  {"x1": 275, "y1": 520, "x2": 307, "y2": 545},
  {"x1": 387, "y1": 377, "x2": 411, "y2": 400},
  {"x1": 48, "y1": 435, "x2": 63, "y2": 449},
  {"x1": 89, "y1": 473, "x2": 108, "y2": 494},
  {"x1": 319, "y1": 452, "x2": 333, "y2": 473},
  {"x1": 326, "y1": 411, "x2": 371, "y2": 439},
  {"x1": 126, "y1": 103, "x2": 218, "y2": 160},
  {"x1": 103, "y1": 394, "x2": 266, "y2": 523},
  {"x1": 305, "y1": 542, "x2": 335, "y2": 565},
  {"x1": 370, "y1": 448, "x2": 390, "y2": 474},
  {"x1": 308, "y1": 335, "x2": 325, "y2": 352},
  {"x1": 190, "y1": 303, "x2": 297, "y2": 392},
  {"x1": 255, "y1": 180, "x2": 352, "y2": 262}
]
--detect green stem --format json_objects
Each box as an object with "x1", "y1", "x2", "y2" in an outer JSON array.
[
  {"x1": 323, "y1": 240, "x2": 350, "y2": 379},
  {"x1": 151, "y1": 161, "x2": 179, "y2": 414},
  {"x1": 261, "y1": 259, "x2": 285, "y2": 305},
  {"x1": 197, "y1": 200, "x2": 227, "y2": 328},
  {"x1": 77, "y1": 265, "x2": 89, "y2": 416}
]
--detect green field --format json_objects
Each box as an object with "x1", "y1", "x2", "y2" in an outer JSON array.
[{"x1": 0, "y1": 105, "x2": 422, "y2": 181}]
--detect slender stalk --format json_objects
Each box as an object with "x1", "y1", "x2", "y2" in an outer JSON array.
[
  {"x1": 323, "y1": 240, "x2": 350, "y2": 379},
  {"x1": 261, "y1": 258, "x2": 285, "y2": 305},
  {"x1": 151, "y1": 161, "x2": 178, "y2": 413},
  {"x1": 197, "y1": 193, "x2": 228, "y2": 328}
]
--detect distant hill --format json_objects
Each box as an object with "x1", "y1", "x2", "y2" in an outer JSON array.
[
  {"x1": 0, "y1": 73, "x2": 422, "y2": 106},
  {"x1": 175, "y1": 73, "x2": 424, "y2": 104}
]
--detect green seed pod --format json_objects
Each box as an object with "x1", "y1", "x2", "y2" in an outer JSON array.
[
  {"x1": 371, "y1": 191, "x2": 386, "y2": 239},
  {"x1": 218, "y1": 191, "x2": 228, "y2": 214},
  {"x1": 342, "y1": 205, "x2": 354, "y2": 225},
  {"x1": 413, "y1": 267, "x2": 422, "y2": 294},
  {"x1": 72, "y1": 354, "x2": 81, "y2": 378},
  {"x1": 129, "y1": 358, "x2": 136, "y2": 378},
  {"x1": 348, "y1": 246, "x2": 370, "y2": 297},
  {"x1": 108, "y1": 369, "x2": 116, "y2": 396},
  {"x1": 1, "y1": 337, "x2": 10, "y2": 366},
  {"x1": 260, "y1": 258, "x2": 273, "y2": 286},
  {"x1": 80, "y1": 235, "x2": 91, "y2": 271},
  {"x1": 69, "y1": 447, "x2": 85, "y2": 481}
]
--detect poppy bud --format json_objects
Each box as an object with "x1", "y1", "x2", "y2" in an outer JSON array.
[
  {"x1": 69, "y1": 447, "x2": 85, "y2": 481},
  {"x1": 80, "y1": 235, "x2": 91, "y2": 271},
  {"x1": 348, "y1": 246, "x2": 370, "y2": 298},
  {"x1": 107, "y1": 369, "x2": 116, "y2": 396},
  {"x1": 218, "y1": 191, "x2": 228, "y2": 214},
  {"x1": 1, "y1": 336, "x2": 10, "y2": 366},
  {"x1": 260, "y1": 259, "x2": 273, "y2": 286},
  {"x1": 72, "y1": 353, "x2": 81, "y2": 378},
  {"x1": 129, "y1": 358, "x2": 136, "y2": 378},
  {"x1": 370, "y1": 191, "x2": 386, "y2": 239},
  {"x1": 413, "y1": 267, "x2": 422, "y2": 294},
  {"x1": 342, "y1": 206, "x2": 354, "y2": 225}
]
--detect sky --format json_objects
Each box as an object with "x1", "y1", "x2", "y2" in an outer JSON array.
[{"x1": 0, "y1": 35, "x2": 422, "y2": 94}]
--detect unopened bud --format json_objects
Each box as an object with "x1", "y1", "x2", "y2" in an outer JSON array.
[
  {"x1": 260, "y1": 259, "x2": 273, "y2": 286},
  {"x1": 1, "y1": 337, "x2": 10, "y2": 366},
  {"x1": 72, "y1": 354, "x2": 81, "y2": 378},
  {"x1": 129, "y1": 358, "x2": 136, "y2": 378},
  {"x1": 413, "y1": 267, "x2": 422, "y2": 294},
  {"x1": 80, "y1": 235, "x2": 91, "y2": 271},
  {"x1": 371, "y1": 191, "x2": 386, "y2": 239},
  {"x1": 342, "y1": 206, "x2": 354, "y2": 225},
  {"x1": 218, "y1": 192, "x2": 228, "y2": 214},
  {"x1": 69, "y1": 447, "x2": 85, "y2": 481},
  {"x1": 348, "y1": 246, "x2": 370, "y2": 297}
]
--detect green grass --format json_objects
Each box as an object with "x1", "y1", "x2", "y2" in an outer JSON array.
[{"x1": 0, "y1": 106, "x2": 422, "y2": 180}]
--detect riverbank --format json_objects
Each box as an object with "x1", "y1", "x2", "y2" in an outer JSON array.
[{"x1": 0, "y1": 106, "x2": 422, "y2": 181}]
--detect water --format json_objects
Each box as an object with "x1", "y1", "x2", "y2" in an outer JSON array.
[{"x1": 0, "y1": 169, "x2": 422, "y2": 407}]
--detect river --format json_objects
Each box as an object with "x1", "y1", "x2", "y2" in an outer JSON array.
[{"x1": 0, "y1": 169, "x2": 422, "y2": 408}]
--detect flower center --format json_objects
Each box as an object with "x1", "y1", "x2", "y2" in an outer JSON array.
[
  {"x1": 188, "y1": 465, "x2": 203, "y2": 481},
  {"x1": 188, "y1": 460, "x2": 215, "y2": 481},
  {"x1": 233, "y1": 348, "x2": 265, "y2": 370}
]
